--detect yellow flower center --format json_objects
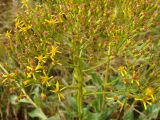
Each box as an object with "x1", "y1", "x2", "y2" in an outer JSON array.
[{"x1": 146, "y1": 87, "x2": 154, "y2": 96}]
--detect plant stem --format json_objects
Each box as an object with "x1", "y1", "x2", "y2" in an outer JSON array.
[
  {"x1": 72, "y1": 39, "x2": 84, "y2": 120},
  {"x1": 104, "y1": 42, "x2": 111, "y2": 89},
  {"x1": 73, "y1": 51, "x2": 83, "y2": 120},
  {"x1": 84, "y1": 91, "x2": 110, "y2": 96},
  {"x1": 103, "y1": 42, "x2": 111, "y2": 109},
  {"x1": 75, "y1": 63, "x2": 83, "y2": 120}
]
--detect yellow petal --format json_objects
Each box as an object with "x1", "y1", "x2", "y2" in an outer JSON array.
[
  {"x1": 143, "y1": 102, "x2": 147, "y2": 110},
  {"x1": 56, "y1": 81, "x2": 60, "y2": 90},
  {"x1": 121, "y1": 71, "x2": 124, "y2": 76}
]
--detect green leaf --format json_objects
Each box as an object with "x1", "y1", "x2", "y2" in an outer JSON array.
[
  {"x1": 99, "y1": 108, "x2": 112, "y2": 120},
  {"x1": 83, "y1": 108, "x2": 100, "y2": 120},
  {"x1": 47, "y1": 115, "x2": 61, "y2": 120},
  {"x1": 28, "y1": 108, "x2": 47, "y2": 120},
  {"x1": 66, "y1": 96, "x2": 77, "y2": 112},
  {"x1": 145, "y1": 104, "x2": 160, "y2": 119},
  {"x1": 123, "y1": 109, "x2": 134, "y2": 120},
  {"x1": 91, "y1": 72, "x2": 102, "y2": 87}
]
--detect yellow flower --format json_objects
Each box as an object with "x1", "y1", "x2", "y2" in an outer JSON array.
[
  {"x1": 146, "y1": 87, "x2": 155, "y2": 100},
  {"x1": 48, "y1": 46, "x2": 60, "y2": 60},
  {"x1": 118, "y1": 66, "x2": 127, "y2": 76},
  {"x1": 40, "y1": 70, "x2": 53, "y2": 86},
  {"x1": 15, "y1": 19, "x2": 32, "y2": 32},
  {"x1": 131, "y1": 71, "x2": 140, "y2": 86},
  {"x1": 23, "y1": 80, "x2": 30, "y2": 86},
  {"x1": 48, "y1": 46, "x2": 60, "y2": 62},
  {"x1": 35, "y1": 55, "x2": 47, "y2": 63},
  {"x1": 41, "y1": 75, "x2": 53, "y2": 86},
  {"x1": 5, "y1": 31, "x2": 11, "y2": 39},
  {"x1": 50, "y1": 81, "x2": 65, "y2": 101},
  {"x1": 135, "y1": 88, "x2": 155, "y2": 110},
  {"x1": 51, "y1": 59, "x2": 62, "y2": 66},
  {"x1": 146, "y1": 87, "x2": 154, "y2": 96},
  {"x1": 15, "y1": 19, "x2": 24, "y2": 29},
  {"x1": 21, "y1": 0, "x2": 29, "y2": 8},
  {"x1": 26, "y1": 64, "x2": 42, "y2": 80},
  {"x1": 44, "y1": 15, "x2": 63, "y2": 25},
  {"x1": 44, "y1": 19, "x2": 57, "y2": 25},
  {"x1": 135, "y1": 97, "x2": 153, "y2": 110},
  {"x1": 19, "y1": 24, "x2": 32, "y2": 32}
]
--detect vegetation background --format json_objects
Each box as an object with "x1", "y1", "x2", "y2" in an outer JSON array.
[{"x1": 0, "y1": 0, "x2": 160, "y2": 120}]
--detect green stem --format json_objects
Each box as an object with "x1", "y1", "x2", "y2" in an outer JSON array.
[
  {"x1": 84, "y1": 91, "x2": 110, "y2": 96},
  {"x1": 75, "y1": 64, "x2": 83, "y2": 120},
  {"x1": 72, "y1": 40, "x2": 84, "y2": 120},
  {"x1": 61, "y1": 85, "x2": 78, "y2": 91},
  {"x1": 104, "y1": 42, "x2": 111, "y2": 89},
  {"x1": 73, "y1": 52, "x2": 83, "y2": 120},
  {"x1": 103, "y1": 42, "x2": 111, "y2": 109}
]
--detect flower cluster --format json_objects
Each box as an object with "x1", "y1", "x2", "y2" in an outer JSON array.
[{"x1": 135, "y1": 87, "x2": 155, "y2": 110}]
